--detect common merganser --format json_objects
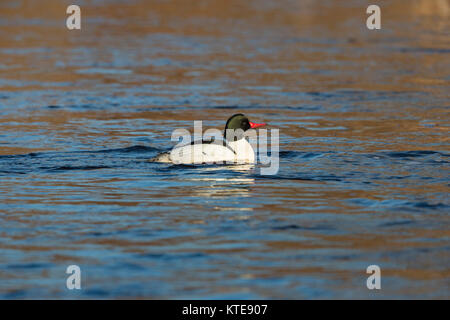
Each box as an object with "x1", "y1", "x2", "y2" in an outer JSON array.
[{"x1": 151, "y1": 114, "x2": 266, "y2": 164}]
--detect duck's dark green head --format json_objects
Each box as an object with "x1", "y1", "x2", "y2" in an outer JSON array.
[{"x1": 224, "y1": 114, "x2": 266, "y2": 140}]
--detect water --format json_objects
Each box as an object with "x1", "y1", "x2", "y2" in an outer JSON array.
[{"x1": 0, "y1": 0, "x2": 449, "y2": 299}]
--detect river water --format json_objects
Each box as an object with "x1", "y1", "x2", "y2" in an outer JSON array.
[{"x1": 0, "y1": 0, "x2": 449, "y2": 298}]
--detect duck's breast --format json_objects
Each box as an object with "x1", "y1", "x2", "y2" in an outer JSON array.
[{"x1": 228, "y1": 138, "x2": 256, "y2": 163}]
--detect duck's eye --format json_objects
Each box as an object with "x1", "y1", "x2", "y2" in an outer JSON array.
[{"x1": 241, "y1": 119, "x2": 250, "y2": 131}]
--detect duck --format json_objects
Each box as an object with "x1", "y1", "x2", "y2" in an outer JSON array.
[{"x1": 150, "y1": 114, "x2": 266, "y2": 164}]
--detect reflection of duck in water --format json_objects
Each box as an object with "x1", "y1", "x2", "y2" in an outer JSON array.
[
  {"x1": 150, "y1": 114, "x2": 266, "y2": 164},
  {"x1": 186, "y1": 164, "x2": 255, "y2": 202},
  {"x1": 190, "y1": 177, "x2": 255, "y2": 199}
]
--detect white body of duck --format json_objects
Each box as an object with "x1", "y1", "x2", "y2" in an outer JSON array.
[{"x1": 154, "y1": 138, "x2": 255, "y2": 164}]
